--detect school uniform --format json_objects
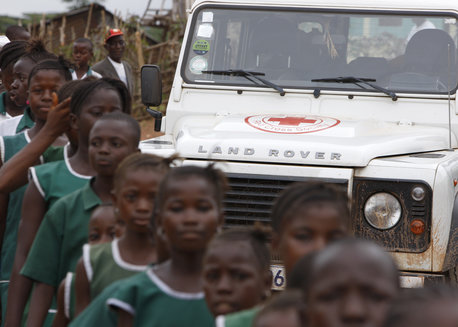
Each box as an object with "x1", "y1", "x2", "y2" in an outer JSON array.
[
  {"x1": 0, "y1": 106, "x2": 34, "y2": 137},
  {"x1": 63, "y1": 272, "x2": 76, "y2": 321},
  {"x1": 0, "y1": 92, "x2": 12, "y2": 121},
  {"x1": 106, "y1": 268, "x2": 214, "y2": 327},
  {"x1": 68, "y1": 279, "x2": 120, "y2": 326},
  {"x1": 21, "y1": 180, "x2": 102, "y2": 290},
  {"x1": 0, "y1": 131, "x2": 64, "y2": 320},
  {"x1": 83, "y1": 238, "x2": 147, "y2": 300},
  {"x1": 0, "y1": 143, "x2": 68, "y2": 283},
  {"x1": 215, "y1": 307, "x2": 261, "y2": 327},
  {"x1": 29, "y1": 145, "x2": 91, "y2": 207},
  {"x1": 69, "y1": 67, "x2": 102, "y2": 80},
  {"x1": 0, "y1": 131, "x2": 32, "y2": 292}
]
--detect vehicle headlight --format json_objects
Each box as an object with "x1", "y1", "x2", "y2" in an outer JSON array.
[{"x1": 364, "y1": 192, "x2": 402, "y2": 230}]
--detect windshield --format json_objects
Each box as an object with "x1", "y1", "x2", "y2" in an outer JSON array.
[{"x1": 182, "y1": 6, "x2": 458, "y2": 94}]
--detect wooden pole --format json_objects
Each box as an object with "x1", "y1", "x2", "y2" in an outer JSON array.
[
  {"x1": 135, "y1": 22, "x2": 145, "y2": 67},
  {"x1": 39, "y1": 13, "x2": 46, "y2": 40},
  {"x1": 59, "y1": 15, "x2": 66, "y2": 47},
  {"x1": 84, "y1": 3, "x2": 94, "y2": 38}
]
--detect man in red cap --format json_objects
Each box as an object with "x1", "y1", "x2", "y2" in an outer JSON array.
[{"x1": 92, "y1": 28, "x2": 134, "y2": 94}]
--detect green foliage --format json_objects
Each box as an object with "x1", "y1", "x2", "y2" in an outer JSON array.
[
  {"x1": 0, "y1": 16, "x2": 21, "y2": 33},
  {"x1": 348, "y1": 32, "x2": 405, "y2": 62}
]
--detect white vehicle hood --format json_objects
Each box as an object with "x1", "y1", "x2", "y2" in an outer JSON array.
[{"x1": 173, "y1": 114, "x2": 454, "y2": 167}]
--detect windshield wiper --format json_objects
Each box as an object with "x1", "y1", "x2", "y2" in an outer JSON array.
[
  {"x1": 202, "y1": 69, "x2": 285, "y2": 96},
  {"x1": 311, "y1": 76, "x2": 397, "y2": 101}
]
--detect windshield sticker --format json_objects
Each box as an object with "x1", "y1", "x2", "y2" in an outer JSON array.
[
  {"x1": 202, "y1": 12, "x2": 213, "y2": 23},
  {"x1": 245, "y1": 115, "x2": 340, "y2": 134},
  {"x1": 193, "y1": 40, "x2": 210, "y2": 55},
  {"x1": 189, "y1": 56, "x2": 208, "y2": 75},
  {"x1": 445, "y1": 18, "x2": 456, "y2": 24},
  {"x1": 197, "y1": 24, "x2": 214, "y2": 38}
]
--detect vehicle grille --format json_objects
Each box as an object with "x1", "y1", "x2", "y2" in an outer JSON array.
[{"x1": 223, "y1": 173, "x2": 348, "y2": 227}]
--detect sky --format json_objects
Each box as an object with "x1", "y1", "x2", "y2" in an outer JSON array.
[{"x1": 0, "y1": 0, "x2": 172, "y2": 19}]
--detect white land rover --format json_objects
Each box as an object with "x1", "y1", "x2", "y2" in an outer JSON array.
[{"x1": 140, "y1": 0, "x2": 458, "y2": 288}]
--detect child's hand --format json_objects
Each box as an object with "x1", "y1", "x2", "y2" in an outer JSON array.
[{"x1": 43, "y1": 93, "x2": 72, "y2": 138}]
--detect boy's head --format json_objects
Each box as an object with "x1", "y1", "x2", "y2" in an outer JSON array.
[
  {"x1": 253, "y1": 290, "x2": 304, "y2": 327},
  {"x1": 88, "y1": 112, "x2": 140, "y2": 177},
  {"x1": 301, "y1": 238, "x2": 399, "y2": 327},
  {"x1": 5, "y1": 25, "x2": 30, "y2": 41},
  {"x1": 384, "y1": 285, "x2": 458, "y2": 327},
  {"x1": 0, "y1": 40, "x2": 27, "y2": 92},
  {"x1": 203, "y1": 228, "x2": 272, "y2": 317},
  {"x1": 73, "y1": 38, "x2": 93, "y2": 69},
  {"x1": 104, "y1": 29, "x2": 125, "y2": 63},
  {"x1": 88, "y1": 203, "x2": 123, "y2": 244},
  {"x1": 271, "y1": 182, "x2": 350, "y2": 276}
]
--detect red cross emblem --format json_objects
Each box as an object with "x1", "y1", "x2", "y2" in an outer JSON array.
[{"x1": 268, "y1": 117, "x2": 317, "y2": 126}]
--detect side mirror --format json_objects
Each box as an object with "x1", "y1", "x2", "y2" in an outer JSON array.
[
  {"x1": 141, "y1": 65, "x2": 163, "y2": 132},
  {"x1": 141, "y1": 65, "x2": 162, "y2": 107}
]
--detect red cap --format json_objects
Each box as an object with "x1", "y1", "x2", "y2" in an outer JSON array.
[{"x1": 105, "y1": 28, "x2": 123, "y2": 43}]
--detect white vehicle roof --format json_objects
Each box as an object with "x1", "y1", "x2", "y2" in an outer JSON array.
[{"x1": 192, "y1": 0, "x2": 458, "y2": 12}]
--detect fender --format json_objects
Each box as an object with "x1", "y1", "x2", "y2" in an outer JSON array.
[{"x1": 443, "y1": 193, "x2": 458, "y2": 271}]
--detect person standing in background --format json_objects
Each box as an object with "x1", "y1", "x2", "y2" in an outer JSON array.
[
  {"x1": 92, "y1": 29, "x2": 134, "y2": 95},
  {"x1": 70, "y1": 38, "x2": 102, "y2": 80},
  {"x1": 5, "y1": 26, "x2": 30, "y2": 42}
]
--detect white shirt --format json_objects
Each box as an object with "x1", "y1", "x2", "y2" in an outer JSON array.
[
  {"x1": 0, "y1": 114, "x2": 22, "y2": 137},
  {"x1": 107, "y1": 56, "x2": 128, "y2": 86},
  {"x1": 70, "y1": 68, "x2": 102, "y2": 80}
]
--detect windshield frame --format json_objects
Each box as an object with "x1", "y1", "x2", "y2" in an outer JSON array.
[{"x1": 181, "y1": 4, "x2": 458, "y2": 95}]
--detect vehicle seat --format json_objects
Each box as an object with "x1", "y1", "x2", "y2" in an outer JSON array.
[
  {"x1": 246, "y1": 17, "x2": 298, "y2": 80},
  {"x1": 403, "y1": 29, "x2": 457, "y2": 85}
]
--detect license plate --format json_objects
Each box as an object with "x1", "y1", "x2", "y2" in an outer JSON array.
[{"x1": 270, "y1": 264, "x2": 286, "y2": 290}]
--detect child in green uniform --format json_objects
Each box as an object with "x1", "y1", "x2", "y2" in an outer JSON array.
[
  {"x1": 218, "y1": 182, "x2": 351, "y2": 327},
  {"x1": 74, "y1": 153, "x2": 174, "y2": 315},
  {"x1": 106, "y1": 165, "x2": 228, "y2": 327},
  {"x1": 5, "y1": 78, "x2": 132, "y2": 326},
  {"x1": 21, "y1": 112, "x2": 140, "y2": 327},
  {"x1": 202, "y1": 228, "x2": 272, "y2": 327},
  {"x1": 0, "y1": 57, "x2": 72, "y2": 323},
  {"x1": 0, "y1": 41, "x2": 27, "y2": 121},
  {"x1": 0, "y1": 42, "x2": 56, "y2": 281},
  {"x1": 0, "y1": 40, "x2": 56, "y2": 137},
  {"x1": 54, "y1": 203, "x2": 121, "y2": 327}
]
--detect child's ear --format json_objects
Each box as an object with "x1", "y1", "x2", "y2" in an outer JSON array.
[
  {"x1": 69, "y1": 113, "x2": 79, "y2": 131},
  {"x1": 263, "y1": 270, "x2": 273, "y2": 299}
]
